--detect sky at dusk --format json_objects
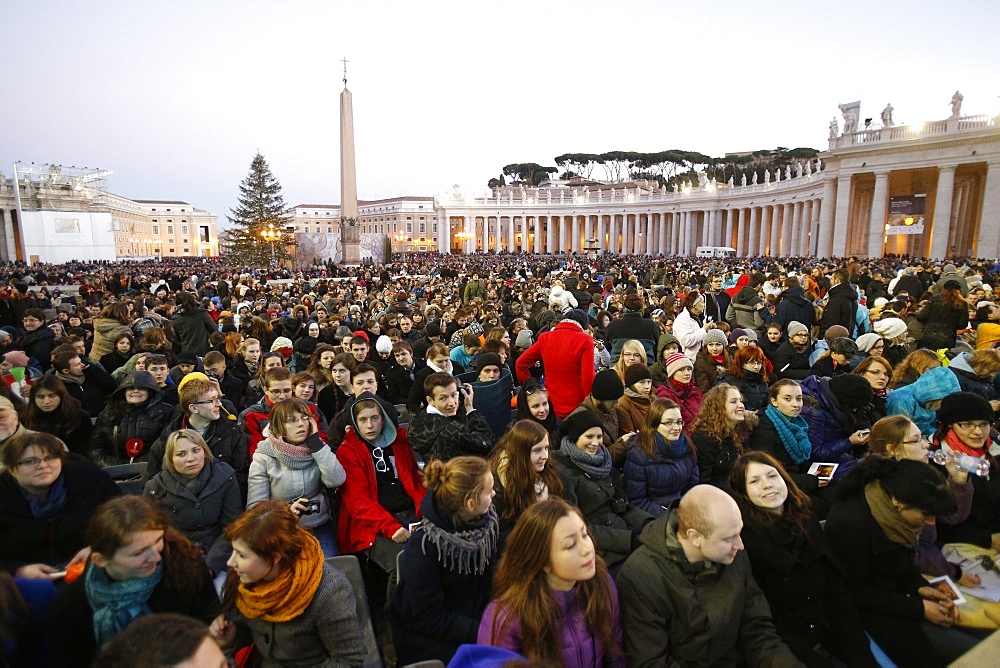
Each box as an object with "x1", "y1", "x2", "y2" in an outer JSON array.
[{"x1": 4, "y1": 0, "x2": 998, "y2": 229}]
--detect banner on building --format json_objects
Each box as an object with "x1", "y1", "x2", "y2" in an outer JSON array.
[{"x1": 886, "y1": 194, "x2": 926, "y2": 235}]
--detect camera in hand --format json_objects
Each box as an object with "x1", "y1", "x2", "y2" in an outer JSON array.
[{"x1": 302, "y1": 500, "x2": 321, "y2": 515}]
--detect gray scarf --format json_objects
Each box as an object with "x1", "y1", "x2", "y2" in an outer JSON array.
[
  {"x1": 419, "y1": 505, "x2": 498, "y2": 576},
  {"x1": 559, "y1": 437, "x2": 613, "y2": 479},
  {"x1": 255, "y1": 439, "x2": 314, "y2": 470}
]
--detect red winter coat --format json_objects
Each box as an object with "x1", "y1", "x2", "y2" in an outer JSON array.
[
  {"x1": 515, "y1": 320, "x2": 596, "y2": 419},
  {"x1": 336, "y1": 427, "x2": 425, "y2": 554}
]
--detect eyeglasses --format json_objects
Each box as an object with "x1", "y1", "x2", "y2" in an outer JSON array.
[
  {"x1": 372, "y1": 446, "x2": 389, "y2": 473},
  {"x1": 622, "y1": 352, "x2": 642, "y2": 360},
  {"x1": 17, "y1": 454, "x2": 60, "y2": 469},
  {"x1": 956, "y1": 421, "x2": 991, "y2": 432},
  {"x1": 525, "y1": 385, "x2": 547, "y2": 395},
  {"x1": 192, "y1": 398, "x2": 222, "y2": 406},
  {"x1": 864, "y1": 369, "x2": 888, "y2": 377},
  {"x1": 659, "y1": 420, "x2": 684, "y2": 428},
  {"x1": 743, "y1": 360, "x2": 764, "y2": 367},
  {"x1": 285, "y1": 415, "x2": 312, "y2": 425}
]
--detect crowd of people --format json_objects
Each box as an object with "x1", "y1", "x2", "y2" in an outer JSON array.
[{"x1": 2, "y1": 249, "x2": 1000, "y2": 666}]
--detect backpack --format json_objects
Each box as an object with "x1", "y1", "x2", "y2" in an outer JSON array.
[{"x1": 132, "y1": 316, "x2": 157, "y2": 337}]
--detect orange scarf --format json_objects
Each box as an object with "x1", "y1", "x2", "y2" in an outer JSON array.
[{"x1": 235, "y1": 532, "x2": 324, "y2": 623}]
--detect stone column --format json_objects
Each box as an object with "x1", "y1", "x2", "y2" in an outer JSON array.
[
  {"x1": 789, "y1": 202, "x2": 802, "y2": 258},
  {"x1": 656, "y1": 213, "x2": 667, "y2": 255},
  {"x1": 678, "y1": 212, "x2": 687, "y2": 255},
  {"x1": 529, "y1": 216, "x2": 539, "y2": 253},
  {"x1": 599, "y1": 216, "x2": 607, "y2": 252},
  {"x1": 546, "y1": 215, "x2": 555, "y2": 253},
  {"x1": 620, "y1": 214, "x2": 630, "y2": 255},
  {"x1": 867, "y1": 171, "x2": 890, "y2": 258},
  {"x1": 747, "y1": 208, "x2": 758, "y2": 257},
  {"x1": 571, "y1": 215, "x2": 580, "y2": 254},
  {"x1": 976, "y1": 161, "x2": 1000, "y2": 258},
  {"x1": 758, "y1": 206, "x2": 771, "y2": 255},
  {"x1": 734, "y1": 208, "x2": 745, "y2": 255},
  {"x1": 436, "y1": 211, "x2": 448, "y2": 253},
  {"x1": 767, "y1": 206, "x2": 779, "y2": 255},
  {"x1": 929, "y1": 165, "x2": 957, "y2": 259},
  {"x1": 832, "y1": 175, "x2": 856, "y2": 257},
  {"x1": 817, "y1": 177, "x2": 838, "y2": 257},
  {"x1": 723, "y1": 209, "x2": 732, "y2": 249},
  {"x1": 799, "y1": 201, "x2": 812, "y2": 256}
]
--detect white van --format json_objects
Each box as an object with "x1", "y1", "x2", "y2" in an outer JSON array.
[{"x1": 695, "y1": 246, "x2": 737, "y2": 258}]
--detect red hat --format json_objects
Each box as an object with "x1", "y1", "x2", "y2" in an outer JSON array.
[{"x1": 352, "y1": 330, "x2": 370, "y2": 343}]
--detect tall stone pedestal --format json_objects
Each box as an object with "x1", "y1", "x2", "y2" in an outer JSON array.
[{"x1": 342, "y1": 225, "x2": 360, "y2": 264}]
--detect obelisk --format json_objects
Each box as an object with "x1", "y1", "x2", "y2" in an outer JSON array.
[{"x1": 340, "y1": 57, "x2": 360, "y2": 264}]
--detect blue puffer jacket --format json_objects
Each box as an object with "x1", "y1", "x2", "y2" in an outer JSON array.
[
  {"x1": 886, "y1": 367, "x2": 961, "y2": 436},
  {"x1": 623, "y1": 436, "x2": 699, "y2": 518},
  {"x1": 799, "y1": 375, "x2": 857, "y2": 478}
]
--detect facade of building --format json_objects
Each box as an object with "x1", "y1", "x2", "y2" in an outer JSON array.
[
  {"x1": 290, "y1": 196, "x2": 437, "y2": 252},
  {"x1": 0, "y1": 163, "x2": 219, "y2": 262},
  {"x1": 432, "y1": 101, "x2": 1000, "y2": 259}
]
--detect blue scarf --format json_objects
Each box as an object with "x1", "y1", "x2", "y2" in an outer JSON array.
[
  {"x1": 20, "y1": 474, "x2": 68, "y2": 520},
  {"x1": 85, "y1": 560, "x2": 163, "y2": 650},
  {"x1": 765, "y1": 404, "x2": 812, "y2": 465}
]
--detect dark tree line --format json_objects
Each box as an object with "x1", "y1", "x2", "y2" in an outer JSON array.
[{"x1": 487, "y1": 147, "x2": 820, "y2": 189}]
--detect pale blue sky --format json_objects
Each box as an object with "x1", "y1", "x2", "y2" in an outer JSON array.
[{"x1": 4, "y1": 0, "x2": 998, "y2": 228}]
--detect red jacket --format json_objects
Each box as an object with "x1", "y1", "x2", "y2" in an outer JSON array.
[
  {"x1": 515, "y1": 320, "x2": 596, "y2": 419},
  {"x1": 336, "y1": 427, "x2": 425, "y2": 554},
  {"x1": 655, "y1": 380, "x2": 703, "y2": 432}
]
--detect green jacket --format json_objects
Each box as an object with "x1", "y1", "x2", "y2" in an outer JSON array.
[{"x1": 616, "y1": 509, "x2": 803, "y2": 667}]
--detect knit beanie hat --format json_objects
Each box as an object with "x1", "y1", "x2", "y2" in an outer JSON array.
[
  {"x1": 562, "y1": 309, "x2": 589, "y2": 330},
  {"x1": 514, "y1": 330, "x2": 534, "y2": 349},
  {"x1": 623, "y1": 363, "x2": 652, "y2": 388},
  {"x1": 425, "y1": 322, "x2": 442, "y2": 337},
  {"x1": 824, "y1": 325, "x2": 850, "y2": 341},
  {"x1": 855, "y1": 333, "x2": 883, "y2": 353},
  {"x1": 828, "y1": 374, "x2": 873, "y2": 410},
  {"x1": 874, "y1": 317, "x2": 907, "y2": 340},
  {"x1": 744, "y1": 329, "x2": 758, "y2": 342},
  {"x1": 375, "y1": 335, "x2": 393, "y2": 354},
  {"x1": 335, "y1": 326, "x2": 353, "y2": 339},
  {"x1": 786, "y1": 321, "x2": 808, "y2": 338},
  {"x1": 936, "y1": 391, "x2": 993, "y2": 429},
  {"x1": 729, "y1": 329, "x2": 748, "y2": 344},
  {"x1": 590, "y1": 368, "x2": 625, "y2": 401},
  {"x1": 828, "y1": 337, "x2": 859, "y2": 356},
  {"x1": 472, "y1": 352, "x2": 502, "y2": 374},
  {"x1": 2, "y1": 351, "x2": 30, "y2": 368},
  {"x1": 352, "y1": 331, "x2": 370, "y2": 343},
  {"x1": 562, "y1": 410, "x2": 605, "y2": 444},
  {"x1": 665, "y1": 352, "x2": 694, "y2": 378},
  {"x1": 177, "y1": 371, "x2": 210, "y2": 392},
  {"x1": 270, "y1": 337, "x2": 293, "y2": 352},
  {"x1": 704, "y1": 329, "x2": 728, "y2": 347}
]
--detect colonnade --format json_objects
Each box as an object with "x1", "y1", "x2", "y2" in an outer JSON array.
[{"x1": 444, "y1": 198, "x2": 823, "y2": 257}]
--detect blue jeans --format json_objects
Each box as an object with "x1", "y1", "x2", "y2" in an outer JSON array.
[{"x1": 312, "y1": 521, "x2": 340, "y2": 558}]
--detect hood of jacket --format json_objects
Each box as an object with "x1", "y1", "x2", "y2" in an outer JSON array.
[
  {"x1": 907, "y1": 366, "x2": 962, "y2": 404},
  {"x1": 111, "y1": 370, "x2": 163, "y2": 402},
  {"x1": 947, "y1": 352, "x2": 975, "y2": 375},
  {"x1": 780, "y1": 286, "x2": 811, "y2": 306},
  {"x1": 345, "y1": 391, "x2": 397, "y2": 448}
]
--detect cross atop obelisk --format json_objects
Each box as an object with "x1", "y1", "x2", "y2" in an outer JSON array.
[{"x1": 340, "y1": 56, "x2": 360, "y2": 263}]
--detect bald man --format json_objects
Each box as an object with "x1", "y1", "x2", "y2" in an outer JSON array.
[{"x1": 617, "y1": 485, "x2": 802, "y2": 667}]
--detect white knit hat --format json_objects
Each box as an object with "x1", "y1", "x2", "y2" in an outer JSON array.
[
  {"x1": 874, "y1": 318, "x2": 907, "y2": 340},
  {"x1": 855, "y1": 332, "x2": 883, "y2": 353}
]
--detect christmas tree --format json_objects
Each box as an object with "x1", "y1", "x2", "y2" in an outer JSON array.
[{"x1": 222, "y1": 153, "x2": 294, "y2": 267}]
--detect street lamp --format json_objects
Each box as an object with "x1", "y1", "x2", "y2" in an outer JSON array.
[
  {"x1": 153, "y1": 239, "x2": 162, "y2": 261},
  {"x1": 261, "y1": 223, "x2": 281, "y2": 265}
]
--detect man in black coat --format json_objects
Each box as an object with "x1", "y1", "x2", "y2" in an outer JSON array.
[
  {"x1": 605, "y1": 293, "x2": 660, "y2": 363},
  {"x1": 818, "y1": 268, "x2": 859, "y2": 339},
  {"x1": 766, "y1": 277, "x2": 815, "y2": 334}
]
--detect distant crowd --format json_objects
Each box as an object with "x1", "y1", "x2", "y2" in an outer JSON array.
[{"x1": 2, "y1": 250, "x2": 1000, "y2": 667}]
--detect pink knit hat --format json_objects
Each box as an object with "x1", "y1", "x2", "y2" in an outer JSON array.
[
  {"x1": 2, "y1": 351, "x2": 30, "y2": 368},
  {"x1": 665, "y1": 352, "x2": 693, "y2": 378}
]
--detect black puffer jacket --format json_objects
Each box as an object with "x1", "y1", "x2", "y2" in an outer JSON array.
[
  {"x1": 770, "y1": 286, "x2": 815, "y2": 333},
  {"x1": 144, "y1": 460, "x2": 242, "y2": 574},
  {"x1": 88, "y1": 371, "x2": 174, "y2": 466},
  {"x1": 714, "y1": 370, "x2": 769, "y2": 412}
]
